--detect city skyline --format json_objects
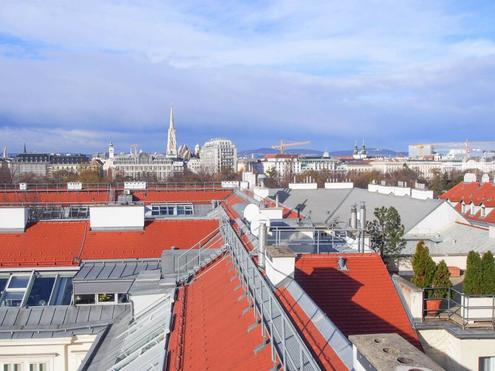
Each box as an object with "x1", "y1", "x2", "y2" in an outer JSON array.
[{"x1": 1, "y1": 1, "x2": 495, "y2": 152}]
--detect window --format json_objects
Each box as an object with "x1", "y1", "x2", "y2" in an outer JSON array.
[
  {"x1": 480, "y1": 356, "x2": 495, "y2": 371},
  {"x1": 8, "y1": 276, "x2": 30, "y2": 289},
  {"x1": 27, "y1": 277, "x2": 55, "y2": 306},
  {"x1": 481, "y1": 206, "x2": 486, "y2": 218},
  {"x1": 74, "y1": 294, "x2": 95, "y2": 305},
  {"x1": 97, "y1": 293, "x2": 115, "y2": 303},
  {"x1": 50, "y1": 276, "x2": 73, "y2": 305},
  {"x1": 29, "y1": 364, "x2": 47, "y2": 371},
  {"x1": 0, "y1": 275, "x2": 32, "y2": 307},
  {"x1": 2, "y1": 364, "x2": 21, "y2": 371}
]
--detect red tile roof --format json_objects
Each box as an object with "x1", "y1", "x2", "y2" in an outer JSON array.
[
  {"x1": 440, "y1": 181, "x2": 495, "y2": 206},
  {"x1": 168, "y1": 256, "x2": 274, "y2": 370},
  {"x1": 0, "y1": 221, "x2": 84, "y2": 267},
  {"x1": 0, "y1": 219, "x2": 221, "y2": 267},
  {"x1": 441, "y1": 182, "x2": 495, "y2": 223},
  {"x1": 0, "y1": 190, "x2": 110, "y2": 204},
  {"x1": 132, "y1": 190, "x2": 232, "y2": 203},
  {"x1": 293, "y1": 253, "x2": 421, "y2": 349},
  {"x1": 82, "y1": 219, "x2": 221, "y2": 260}
]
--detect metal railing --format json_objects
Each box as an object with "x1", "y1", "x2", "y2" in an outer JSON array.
[
  {"x1": 175, "y1": 224, "x2": 226, "y2": 282},
  {"x1": 221, "y1": 216, "x2": 322, "y2": 371},
  {"x1": 0, "y1": 181, "x2": 225, "y2": 192},
  {"x1": 424, "y1": 287, "x2": 495, "y2": 329},
  {"x1": 268, "y1": 225, "x2": 365, "y2": 254}
]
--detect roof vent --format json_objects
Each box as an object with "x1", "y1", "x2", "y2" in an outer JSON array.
[
  {"x1": 481, "y1": 173, "x2": 490, "y2": 184},
  {"x1": 338, "y1": 257, "x2": 348, "y2": 271}
]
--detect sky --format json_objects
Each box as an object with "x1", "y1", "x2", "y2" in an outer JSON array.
[{"x1": 1, "y1": 1, "x2": 495, "y2": 154}]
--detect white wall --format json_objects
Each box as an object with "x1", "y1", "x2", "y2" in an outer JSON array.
[
  {"x1": 253, "y1": 187, "x2": 269, "y2": 201},
  {"x1": 420, "y1": 329, "x2": 495, "y2": 371},
  {"x1": 90, "y1": 206, "x2": 145, "y2": 230},
  {"x1": 393, "y1": 275, "x2": 423, "y2": 320},
  {"x1": 0, "y1": 335, "x2": 96, "y2": 371},
  {"x1": 124, "y1": 181, "x2": 147, "y2": 190},
  {"x1": 67, "y1": 182, "x2": 82, "y2": 191},
  {"x1": 324, "y1": 182, "x2": 354, "y2": 189},
  {"x1": 408, "y1": 202, "x2": 467, "y2": 234},
  {"x1": 0, "y1": 207, "x2": 28, "y2": 232},
  {"x1": 411, "y1": 189, "x2": 434, "y2": 200},
  {"x1": 130, "y1": 293, "x2": 167, "y2": 317},
  {"x1": 259, "y1": 208, "x2": 283, "y2": 220},
  {"x1": 397, "y1": 255, "x2": 468, "y2": 272},
  {"x1": 265, "y1": 255, "x2": 295, "y2": 286},
  {"x1": 221, "y1": 181, "x2": 239, "y2": 189},
  {"x1": 288, "y1": 183, "x2": 317, "y2": 190}
]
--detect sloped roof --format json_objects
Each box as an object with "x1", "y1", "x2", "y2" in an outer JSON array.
[
  {"x1": 167, "y1": 255, "x2": 273, "y2": 370},
  {"x1": 293, "y1": 253, "x2": 421, "y2": 349},
  {"x1": 441, "y1": 181, "x2": 495, "y2": 207},
  {"x1": 0, "y1": 304, "x2": 129, "y2": 339},
  {"x1": 269, "y1": 188, "x2": 443, "y2": 232},
  {"x1": 0, "y1": 219, "x2": 220, "y2": 267},
  {"x1": 0, "y1": 189, "x2": 232, "y2": 205}
]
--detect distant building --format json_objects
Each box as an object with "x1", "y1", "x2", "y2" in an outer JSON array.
[
  {"x1": 166, "y1": 107, "x2": 177, "y2": 158},
  {"x1": 12, "y1": 153, "x2": 90, "y2": 178},
  {"x1": 408, "y1": 144, "x2": 434, "y2": 159},
  {"x1": 112, "y1": 152, "x2": 184, "y2": 180},
  {"x1": 200, "y1": 138, "x2": 237, "y2": 174}
]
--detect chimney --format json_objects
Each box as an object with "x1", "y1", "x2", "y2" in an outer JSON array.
[
  {"x1": 265, "y1": 245, "x2": 296, "y2": 286},
  {"x1": 359, "y1": 202, "x2": 366, "y2": 230},
  {"x1": 350, "y1": 205, "x2": 358, "y2": 229},
  {"x1": 275, "y1": 193, "x2": 279, "y2": 208},
  {"x1": 337, "y1": 257, "x2": 348, "y2": 271}
]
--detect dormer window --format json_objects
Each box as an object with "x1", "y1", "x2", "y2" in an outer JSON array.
[
  {"x1": 470, "y1": 203, "x2": 475, "y2": 214},
  {"x1": 461, "y1": 202, "x2": 466, "y2": 213},
  {"x1": 481, "y1": 206, "x2": 486, "y2": 218}
]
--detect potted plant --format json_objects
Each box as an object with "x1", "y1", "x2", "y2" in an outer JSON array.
[
  {"x1": 427, "y1": 260, "x2": 452, "y2": 315},
  {"x1": 411, "y1": 241, "x2": 436, "y2": 288}
]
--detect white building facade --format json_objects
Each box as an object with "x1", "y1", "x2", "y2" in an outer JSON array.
[{"x1": 199, "y1": 138, "x2": 237, "y2": 174}]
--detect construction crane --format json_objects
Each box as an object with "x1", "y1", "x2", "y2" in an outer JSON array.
[{"x1": 271, "y1": 140, "x2": 311, "y2": 154}]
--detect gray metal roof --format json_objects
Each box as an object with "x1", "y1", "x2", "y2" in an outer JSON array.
[
  {"x1": 84, "y1": 291, "x2": 174, "y2": 371},
  {"x1": 75, "y1": 259, "x2": 160, "y2": 282},
  {"x1": 269, "y1": 188, "x2": 443, "y2": 232},
  {"x1": 404, "y1": 223, "x2": 495, "y2": 255},
  {"x1": 0, "y1": 304, "x2": 129, "y2": 339}
]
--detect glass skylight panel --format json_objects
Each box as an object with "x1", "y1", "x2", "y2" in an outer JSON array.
[
  {"x1": 0, "y1": 278, "x2": 8, "y2": 294},
  {"x1": 27, "y1": 277, "x2": 55, "y2": 306},
  {"x1": 50, "y1": 276, "x2": 73, "y2": 305},
  {"x1": 8, "y1": 276, "x2": 30, "y2": 289},
  {"x1": 1, "y1": 292, "x2": 24, "y2": 307}
]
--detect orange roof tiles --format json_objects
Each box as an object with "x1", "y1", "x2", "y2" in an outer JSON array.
[
  {"x1": 293, "y1": 253, "x2": 421, "y2": 349},
  {"x1": 132, "y1": 190, "x2": 232, "y2": 203},
  {"x1": 0, "y1": 221, "x2": 85, "y2": 267},
  {"x1": 82, "y1": 219, "x2": 221, "y2": 260},
  {"x1": 168, "y1": 256, "x2": 274, "y2": 370},
  {"x1": 0, "y1": 190, "x2": 110, "y2": 204},
  {"x1": 0, "y1": 219, "x2": 220, "y2": 267},
  {"x1": 0, "y1": 189, "x2": 232, "y2": 205},
  {"x1": 440, "y1": 181, "x2": 495, "y2": 206}
]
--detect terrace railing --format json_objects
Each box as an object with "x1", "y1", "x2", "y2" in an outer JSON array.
[
  {"x1": 0, "y1": 181, "x2": 224, "y2": 192},
  {"x1": 175, "y1": 224, "x2": 226, "y2": 282},
  {"x1": 221, "y1": 216, "x2": 322, "y2": 371},
  {"x1": 424, "y1": 287, "x2": 495, "y2": 329}
]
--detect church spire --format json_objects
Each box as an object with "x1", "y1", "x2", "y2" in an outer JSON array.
[{"x1": 166, "y1": 107, "x2": 178, "y2": 158}]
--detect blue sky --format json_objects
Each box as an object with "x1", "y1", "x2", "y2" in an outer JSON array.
[{"x1": 0, "y1": 1, "x2": 495, "y2": 153}]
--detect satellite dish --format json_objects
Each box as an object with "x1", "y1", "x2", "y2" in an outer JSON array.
[{"x1": 243, "y1": 203, "x2": 260, "y2": 222}]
